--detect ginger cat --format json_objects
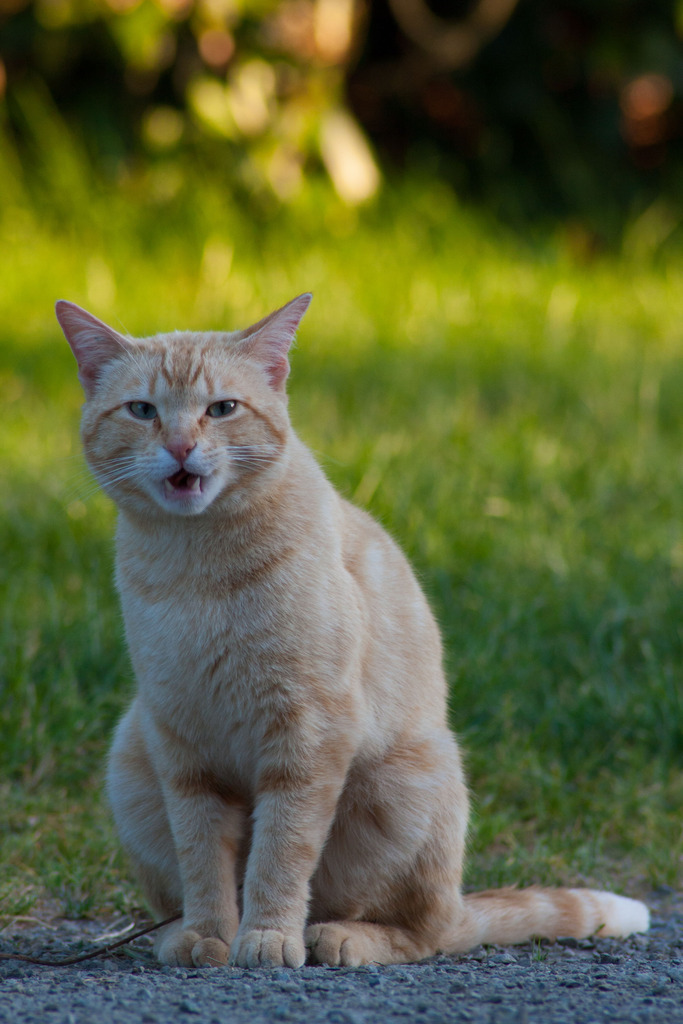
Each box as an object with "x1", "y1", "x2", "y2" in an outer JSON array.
[{"x1": 56, "y1": 295, "x2": 649, "y2": 968}]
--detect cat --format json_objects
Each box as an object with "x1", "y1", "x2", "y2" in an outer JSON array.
[{"x1": 56, "y1": 294, "x2": 649, "y2": 968}]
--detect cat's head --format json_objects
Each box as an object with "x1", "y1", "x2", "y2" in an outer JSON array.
[{"x1": 56, "y1": 295, "x2": 311, "y2": 517}]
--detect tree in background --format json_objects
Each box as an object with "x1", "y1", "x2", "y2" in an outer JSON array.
[
  {"x1": 350, "y1": 0, "x2": 683, "y2": 234},
  {"x1": 1, "y1": 0, "x2": 682, "y2": 234}
]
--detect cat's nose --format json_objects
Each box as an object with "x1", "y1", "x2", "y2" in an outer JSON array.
[{"x1": 165, "y1": 439, "x2": 196, "y2": 463}]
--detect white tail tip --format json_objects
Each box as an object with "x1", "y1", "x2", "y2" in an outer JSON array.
[{"x1": 571, "y1": 890, "x2": 650, "y2": 937}]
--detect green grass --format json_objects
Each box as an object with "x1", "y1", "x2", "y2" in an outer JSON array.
[{"x1": 2, "y1": 116, "x2": 683, "y2": 921}]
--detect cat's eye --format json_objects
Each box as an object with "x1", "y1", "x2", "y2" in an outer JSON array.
[
  {"x1": 128, "y1": 401, "x2": 158, "y2": 420},
  {"x1": 206, "y1": 400, "x2": 238, "y2": 418}
]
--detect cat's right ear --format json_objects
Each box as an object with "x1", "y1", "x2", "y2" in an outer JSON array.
[{"x1": 55, "y1": 301, "x2": 130, "y2": 397}]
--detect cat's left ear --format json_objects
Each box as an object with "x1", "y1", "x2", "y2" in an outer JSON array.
[
  {"x1": 55, "y1": 300, "x2": 131, "y2": 398},
  {"x1": 236, "y1": 293, "x2": 312, "y2": 392}
]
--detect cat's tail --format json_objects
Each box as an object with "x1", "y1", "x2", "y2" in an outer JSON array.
[{"x1": 447, "y1": 886, "x2": 649, "y2": 952}]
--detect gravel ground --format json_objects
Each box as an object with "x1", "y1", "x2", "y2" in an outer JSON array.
[{"x1": 1, "y1": 893, "x2": 682, "y2": 1024}]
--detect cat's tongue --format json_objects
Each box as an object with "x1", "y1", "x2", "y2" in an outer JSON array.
[{"x1": 167, "y1": 469, "x2": 200, "y2": 492}]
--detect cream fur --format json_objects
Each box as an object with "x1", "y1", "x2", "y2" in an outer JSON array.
[{"x1": 56, "y1": 295, "x2": 649, "y2": 968}]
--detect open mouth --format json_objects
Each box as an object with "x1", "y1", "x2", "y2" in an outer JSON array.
[{"x1": 163, "y1": 469, "x2": 202, "y2": 498}]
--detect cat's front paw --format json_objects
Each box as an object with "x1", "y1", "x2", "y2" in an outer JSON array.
[
  {"x1": 156, "y1": 926, "x2": 203, "y2": 967},
  {"x1": 229, "y1": 928, "x2": 305, "y2": 968},
  {"x1": 156, "y1": 925, "x2": 230, "y2": 968},
  {"x1": 191, "y1": 936, "x2": 230, "y2": 967}
]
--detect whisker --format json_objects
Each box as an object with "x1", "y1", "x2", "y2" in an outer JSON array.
[
  {"x1": 60, "y1": 458, "x2": 136, "y2": 488},
  {"x1": 97, "y1": 459, "x2": 139, "y2": 472},
  {"x1": 95, "y1": 467, "x2": 143, "y2": 487},
  {"x1": 229, "y1": 456, "x2": 278, "y2": 467},
  {"x1": 229, "y1": 450, "x2": 277, "y2": 458},
  {"x1": 231, "y1": 462, "x2": 277, "y2": 469},
  {"x1": 62, "y1": 469, "x2": 107, "y2": 504},
  {"x1": 63, "y1": 461, "x2": 144, "y2": 501},
  {"x1": 65, "y1": 481, "x2": 106, "y2": 504}
]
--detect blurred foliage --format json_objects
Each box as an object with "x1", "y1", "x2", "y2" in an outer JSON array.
[
  {"x1": 0, "y1": 0, "x2": 379, "y2": 206},
  {"x1": 1, "y1": 0, "x2": 683, "y2": 236},
  {"x1": 351, "y1": 0, "x2": 683, "y2": 236}
]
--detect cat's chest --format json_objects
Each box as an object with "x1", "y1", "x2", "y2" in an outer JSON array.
[
  {"x1": 114, "y1": 513, "x2": 362, "y2": 767},
  {"x1": 117, "y1": 564, "x2": 308, "y2": 776},
  {"x1": 117, "y1": 558, "x2": 288, "y2": 690},
  {"x1": 114, "y1": 520, "x2": 350, "y2": 696}
]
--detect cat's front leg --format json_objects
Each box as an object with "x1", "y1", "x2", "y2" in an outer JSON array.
[
  {"x1": 157, "y1": 789, "x2": 245, "y2": 968},
  {"x1": 230, "y1": 763, "x2": 348, "y2": 969}
]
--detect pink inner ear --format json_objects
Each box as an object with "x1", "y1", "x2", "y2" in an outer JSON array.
[
  {"x1": 238, "y1": 293, "x2": 312, "y2": 392},
  {"x1": 265, "y1": 352, "x2": 290, "y2": 390},
  {"x1": 55, "y1": 300, "x2": 130, "y2": 396}
]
